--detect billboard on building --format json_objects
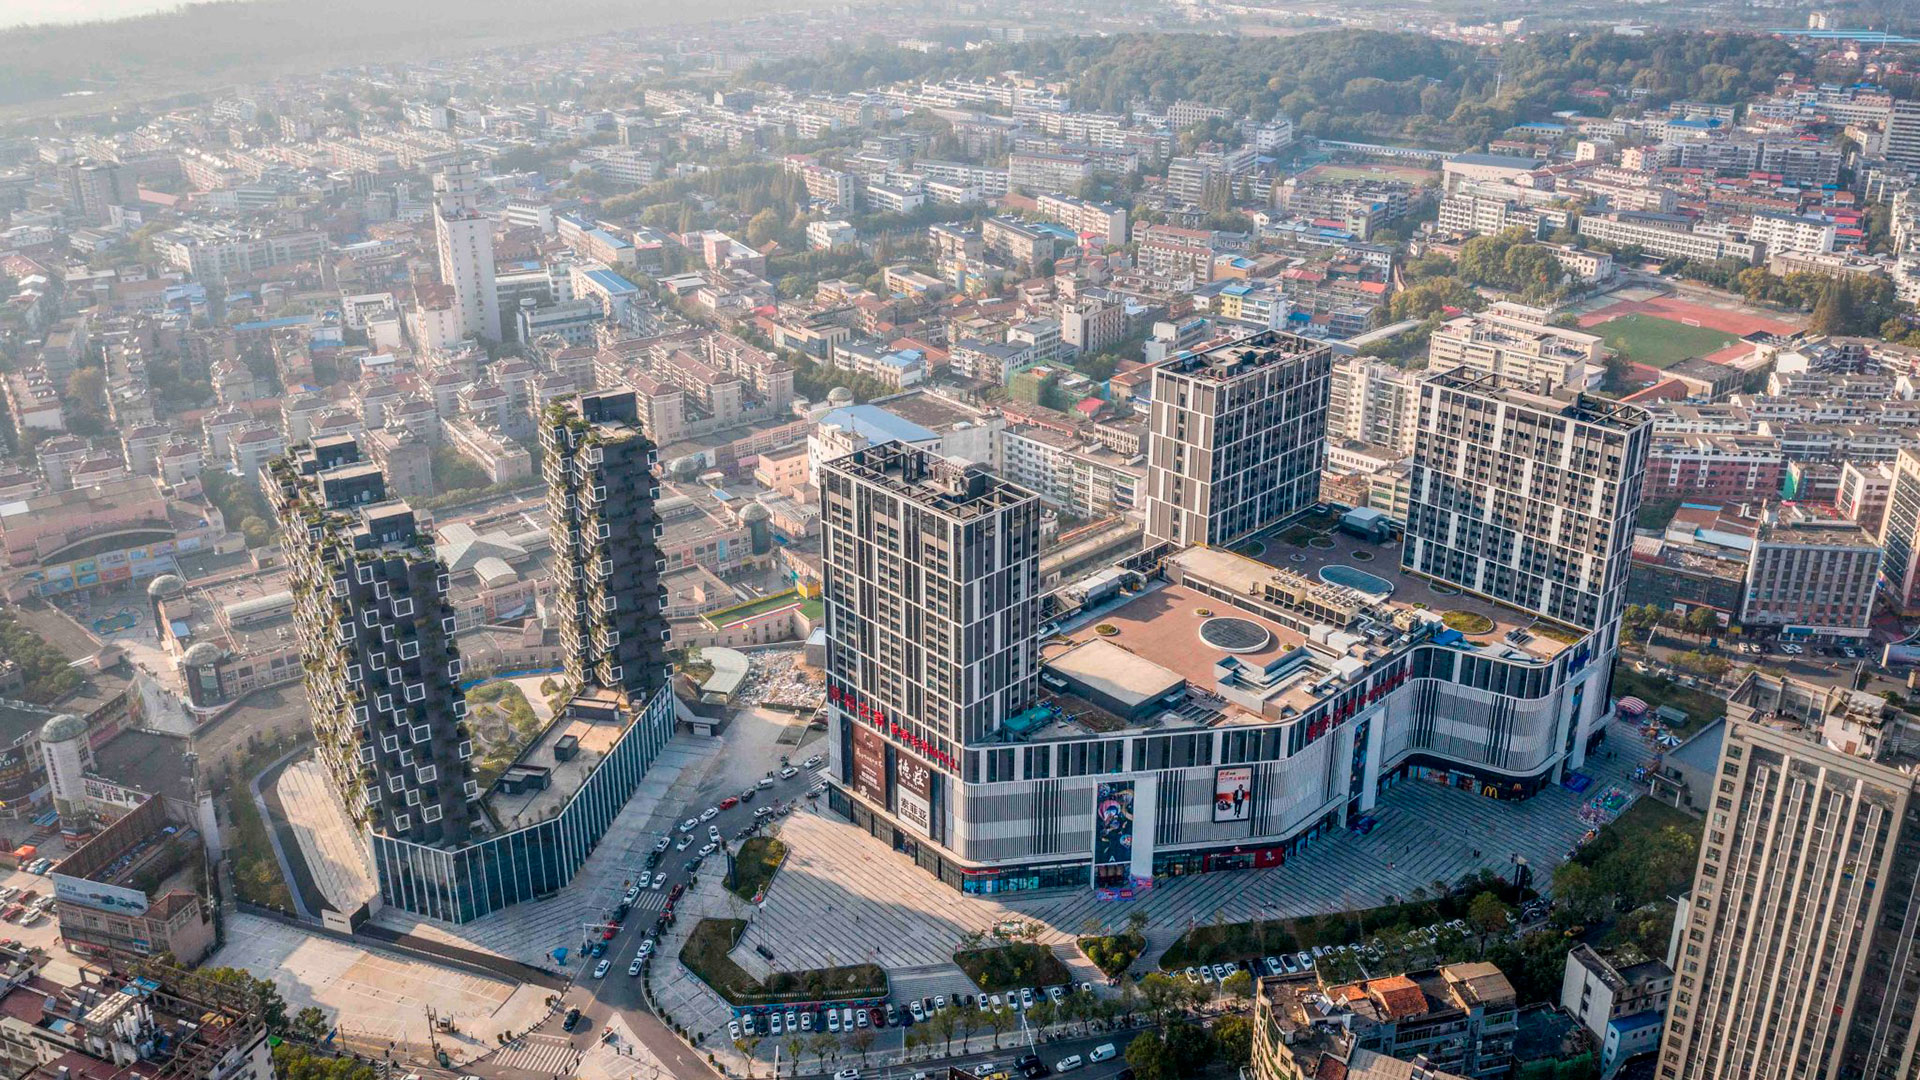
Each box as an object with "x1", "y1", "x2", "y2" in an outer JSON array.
[
  {"x1": 1213, "y1": 766, "x2": 1253, "y2": 823},
  {"x1": 1093, "y1": 781, "x2": 1134, "y2": 866},
  {"x1": 51, "y1": 872, "x2": 149, "y2": 916},
  {"x1": 897, "y1": 752, "x2": 932, "y2": 837},
  {"x1": 851, "y1": 724, "x2": 887, "y2": 806}
]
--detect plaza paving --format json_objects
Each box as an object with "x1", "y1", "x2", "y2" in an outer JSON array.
[
  {"x1": 734, "y1": 720, "x2": 1645, "y2": 976},
  {"x1": 208, "y1": 912, "x2": 550, "y2": 1062}
]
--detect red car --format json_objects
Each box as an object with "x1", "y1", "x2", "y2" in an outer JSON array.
[
  {"x1": 601, "y1": 928, "x2": 617, "y2": 940},
  {"x1": 719, "y1": 796, "x2": 740, "y2": 810}
]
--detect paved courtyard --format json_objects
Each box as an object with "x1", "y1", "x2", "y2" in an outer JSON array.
[
  {"x1": 208, "y1": 913, "x2": 549, "y2": 1062},
  {"x1": 734, "y1": 720, "x2": 1645, "y2": 976}
]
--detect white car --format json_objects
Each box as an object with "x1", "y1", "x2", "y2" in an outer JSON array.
[
  {"x1": 700, "y1": 806, "x2": 720, "y2": 822},
  {"x1": 833, "y1": 1070, "x2": 861, "y2": 1080},
  {"x1": 800, "y1": 1012, "x2": 813, "y2": 1032},
  {"x1": 593, "y1": 959, "x2": 610, "y2": 979},
  {"x1": 651, "y1": 873, "x2": 667, "y2": 890},
  {"x1": 785, "y1": 1011, "x2": 798, "y2": 1032},
  {"x1": 676, "y1": 834, "x2": 693, "y2": 850},
  {"x1": 1047, "y1": 985, "x2": 1064, "y2": 1004},
  {"x1": 627, "y1": 958, "x2": 643, "y2": 977},
  {"x1": 909, "y1": 999, "x2": 926, "y2": 1022},
  {"x1": 624, "y1": 885, "x2": 641, "y2": 903},
  {"x1": 769, "y1": 1013, "x2": 783, "y2": 1036},
  {"x1": 803, "y1": 755, "x2": 823, "y2": 769},
  {"x1": 709, "y1": 824, "x2": 722, "y2": 842},
  {"x1": 1055, "y1": 1054, "x2": 1084, "y2": 1072},
  {"x1": 1297, "y1": 951, "x2": 1315, "y2": 970},
  {"x1": 827, "y1": 1010, "x2": 841, "y2": 1033},
  {"x1": 699, "y1": 843, "x2": 717, "y2": 858},
  {"x1": 1020, "y1": 987, "x2": 1035, "y2": 1009},
  {"x1": 779, "y1": 766, "x2": 799, "y2": 779},
  {"x1": 756, "y1": 776, "x2": 775, "y2": 789},
  {"x1": 679, "y1": 818, "x2": 698, "y2": 833},
  {"x1": 1199, "y1": 966, "x2": 1216, "y2": 983},
  {"x1": 754, "y1": 805, "x2": 774, "y2": 818},
  {"x1": 728, "y1": 1020, "x2": 742, "y2": 1041}
]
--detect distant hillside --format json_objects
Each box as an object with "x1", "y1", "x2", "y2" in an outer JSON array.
[{"x1": 0, "y1": 0, "x2": 805, "y2": 115}]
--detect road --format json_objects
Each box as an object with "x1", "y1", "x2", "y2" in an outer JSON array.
[{"x1": 479, "y1": 747, "x2": 828, "y2": 1080}]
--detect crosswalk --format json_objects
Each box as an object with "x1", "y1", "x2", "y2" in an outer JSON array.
[{"x1": 490, "y1": 1034, "x2": 579, "y2": 1076}]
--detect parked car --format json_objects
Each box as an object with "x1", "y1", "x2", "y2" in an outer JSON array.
[
  {"x1": 592, "y1": 959, "x2": 610, "y2": 979},
  {"x1": 1055, "y1": 1055, "x2": 1083, "y2": 1073},
  {"x1": 719, "y1": 796, "x2": 739, "y2": 810},
  {"x1": 727, "y1": 1020, "x2": 741, "y2": 1041},
  {"x1": 826, "y1": 1010, "x2": 841, "y2": 1033}
]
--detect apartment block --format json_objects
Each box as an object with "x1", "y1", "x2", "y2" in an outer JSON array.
[
  {"x1": 1405, "y1": 370, "x2": 1651, "y2": 631},
  {"x1": 1427, "y1": 303, "x2": 1603, "y2": 393},
  {"x1": 1658, "y1": 673, "x2": 1920, "y2": 1080},
  {"x1": 1145, "y1": 331, "x2": 1333, "y2": 549}
]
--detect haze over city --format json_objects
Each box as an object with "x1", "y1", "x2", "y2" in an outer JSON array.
[{"x1": 0, "y1": 3, "x2": 1916, "y2": 1080}]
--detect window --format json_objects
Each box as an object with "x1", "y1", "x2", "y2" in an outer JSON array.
[
  {"x1": 357, "y1": 565, "x2": 374, "y2": 584},
  {"x1": 382, "y1": 734, "x2": 401, "y2": 752},
  {"x1": 608, "y1": 665, "x2": 624, "y2": 683},
  {"x1": 411, "y1": 724, "x2": 431, "y2": 744},
  {"x1": 358, "y1": 746, "x2": 375, "y2": 764},
  {"x1": 377, "y1": 693, "x2": 394, "y2": 713},
  {"x1": 417, "y1": 764, "x2": 438, "y2": 784},
  {"x1": 458, "y1": 740, "x2": 472, "y2": 759},
  {"x1": 447, "y1": 659, "x2": 463, "y2": 679},
  {"x1": 452, "y1": 700, "x2": 467, "y2": 718},
  {"x1": 391, "y1": 813, "x2": 410, "y2": 832},
  {"x1": 421, "y1": 805, "x2": 443, "y2": 824},
  {"x1": 443, "y1": 617, "x2": 458, "y2": 634},
  {"x1": 388, "y1": 776, "x2": 405, "y2": 793},
  {"x1": 399, "y1": 641, "x2": 420, "y2": 660},
  {"x1": 406, "y1": 788, "x2": 422, "y2": 806},
  {"x1": 393, "y1": 598, "x2": 414, "y2": 618},
  {"x1": 406, "y1": 683, "x2": 426, "y2": 703}
]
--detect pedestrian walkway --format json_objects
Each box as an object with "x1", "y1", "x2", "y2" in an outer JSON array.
[
  {"x1": 735, "y1": 725, "x2": 1644, "y2": 976},
  {"x1": 490, "y1": 1034, "x2": 579, "y2": 1076}
]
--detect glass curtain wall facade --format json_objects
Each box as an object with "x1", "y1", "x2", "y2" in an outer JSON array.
[{"x1": 370, "y1": 683, "x2": 676, "y2": 922}]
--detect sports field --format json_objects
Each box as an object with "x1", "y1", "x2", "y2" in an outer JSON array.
[{"x1": 1591, "y1": 313, "x2": 1741, "y2": 369}]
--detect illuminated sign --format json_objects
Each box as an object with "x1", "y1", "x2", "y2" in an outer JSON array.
[{"x1": 1213, "y1": 766, "x2": 1252, "y2": 823}]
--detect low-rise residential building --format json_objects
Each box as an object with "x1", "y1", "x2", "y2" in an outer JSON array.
[
  {"x1": 1427, "y1": 303, "x2": 1602, "y2": 392},
  {"x1": 1560, "y1": 944, "x2": 1672, "y2": 1075},
  {"x1": 1252, "y1": 964, "x2": 1518, "y2": 1080}
]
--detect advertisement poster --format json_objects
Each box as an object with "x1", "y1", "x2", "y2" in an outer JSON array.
[
  {"x1": 1094, "y1": 781, "x2": 1135, "y2": 866},
  {"x1": 851, "y1": 725, "x2": 886, "y2": 806},
  {"x1": 1213, "y1": 766, "x2": 1253, "y2": 823},
  {"x1": 897, "y1": 752, "x2": 932, "y2": 836}
]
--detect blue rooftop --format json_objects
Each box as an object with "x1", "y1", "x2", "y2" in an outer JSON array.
[
  {"x1": 1610, "y1": 1012, "x2": 1665, "y2": 1034},
  {"x1": 582, "y1": 268, "x2": 639, "y2": 295},
  {"x1": 818, "y1": 404, "x2": 938, "y2": 447}
]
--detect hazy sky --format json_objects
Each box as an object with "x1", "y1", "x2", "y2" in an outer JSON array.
[{"x1": 0, "y1": 0, "x2": 194, "y2": 29}]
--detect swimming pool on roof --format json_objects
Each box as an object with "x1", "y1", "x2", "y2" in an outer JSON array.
[{"x1": 1318, "y1": 564, "x2": 1395, "y2": 598}]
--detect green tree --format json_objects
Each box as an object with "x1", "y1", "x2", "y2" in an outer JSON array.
[
  {"x1": 1551, "y1": 862, "x2": 1604, "y2": 923},
  {"x1": 1468, "y1": 892, "x2": 1510, "y2": 949},
  {"x1": 1221, "y1": 969, "x2": 1254, "y2": 1005},
  {"x1": 292, "y1": 1006, "x2": 329, "y2": 1041},
  {"x1": 746, "y1": 208, "x2": 782, "y2": 248},
  {"x1": 200, "y1": 967, "x2": 288, "y2": 1031},
  {"x1": 1214, "y1": 1014, "x2": 1255, "y2": 1068},
  {"x1": 1124, "y1": 1030, "x2": 1179, "y2": 1080},
  {"x1": 1686, "y1": 606, "x2": 1719, "y2": 640}
]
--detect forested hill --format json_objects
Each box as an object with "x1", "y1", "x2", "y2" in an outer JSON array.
[{"x1": 747, "y1": 28, "x2": 1814, "y2": 149}]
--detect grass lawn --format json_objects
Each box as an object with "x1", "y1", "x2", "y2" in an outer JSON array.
[
  {"x1": 728, "y1": 837, "x2": 787, "y2": 902},
  {"x1": 1593, "y1": 313, "x2": 1739, "y2": 368},
  {"x1": 1599, "y1": 797, "x2": 1699, "y2": 844},
  {"x1": 705, "y1": 590, "x2": 804, "y2": 627},
  {"x1": 955, "y1": 943, "x2": 1073, "y2": 991},
  {"x1": 680, "y1": 919, "x2": 887, "y2": 1006},
  {"x1": 1610, "y1": 663, "x2": 1722, "y2": 734}
]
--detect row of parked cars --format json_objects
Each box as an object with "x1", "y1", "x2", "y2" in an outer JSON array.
[{"x1": 728, "y1": 983, "x2": 1100, "y2": 1043}]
